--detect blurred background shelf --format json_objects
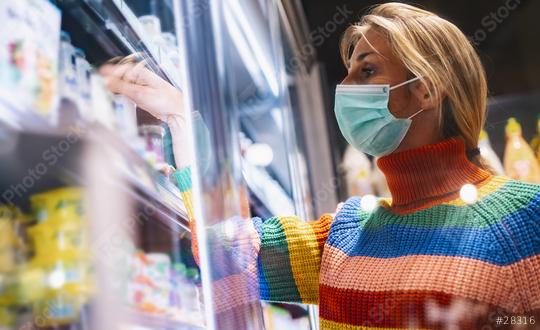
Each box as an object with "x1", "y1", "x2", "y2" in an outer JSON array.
[{"x1": 484, "y1": 92, "x2": 540, "y2": 158}]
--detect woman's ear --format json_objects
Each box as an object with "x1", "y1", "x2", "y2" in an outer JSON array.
[{"x1": 410, "y1": 79, "x2": 444, "y2": 110}]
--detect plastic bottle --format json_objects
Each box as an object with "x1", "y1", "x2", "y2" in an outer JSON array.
[
  {"x1": 58, "y1": 31, "x2": 77, "y2": 101},
  {"x1": 169, "y1": 262, "x2": 186, "y2": 317},
  {"x1": 139, "y1": 125, "x2": 166, "y2": 163},
  {"x1": 138, "y1": 15, "x2": 162, "y2": 38},
  {"x1": 342, "y1": 145, "x2": 374, "y2": 196},
  {"x1": 90, "y1": 73, "x2": 115, "y2": 129},
  {"x1": 73, "y1": 48, "x2": 92, "y2": 119},
  {"x1": 113, "y1": 95, "x2": 138, "y2": 139},
  {"x1": 57, "y1": 38, "x2": 83, "y2": 127},
  {"x1": 161, "y1": 32, "x2": 182, "y2": 83},
  {"x1": 138, "y1": 15, "x2": 167, "y2": 64},
  {"x1": 185, "y1": 267, "x2": 203, "y2": 323},
  {"x1": 478, "y1": 129, "x2": 505, "y2": 176},
  {"x1": 503, "y1": 118, "x2": 540, "y2": 183}
]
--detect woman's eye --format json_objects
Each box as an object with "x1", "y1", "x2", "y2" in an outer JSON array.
[{"x1": 361, "y1": 67, "x2": 375, "y2": 78}]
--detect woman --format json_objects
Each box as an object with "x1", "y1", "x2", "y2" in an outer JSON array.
[{"x1": 101, "y1": 3, "x2": 540, "y2": 329}]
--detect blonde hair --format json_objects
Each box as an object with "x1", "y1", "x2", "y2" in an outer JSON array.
[{"x1": 340, "y1": 3, "x2": 488, "y2": 167}]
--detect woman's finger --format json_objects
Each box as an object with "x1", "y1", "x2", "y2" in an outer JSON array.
[
  {"x1": 99, "y1": 63, "x2": 136, "y2": 80},
  {"x1": 105, "y1": 77, "x2": 171, "y2": 121},
  {"x1": 121, "y1": 60, "x2": 148, "y2": 85},
  {"x1": 105, "y1": 75, "x2": 147, "y2": 102},
  {"x1": 101, "y1": 62, "x2": 168, "y2": 89},
  {"x1": 133, "y1": 64, "x2": 169, "y2": 88}
]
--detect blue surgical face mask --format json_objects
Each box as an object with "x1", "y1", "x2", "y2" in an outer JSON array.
[{"x1": 334, "y1": 77, "x2": 423, "y2": 157}]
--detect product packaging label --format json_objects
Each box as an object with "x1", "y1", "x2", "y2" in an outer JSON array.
[{"x1": 0, "y1": 0, "x2": 61, "y2": 124}]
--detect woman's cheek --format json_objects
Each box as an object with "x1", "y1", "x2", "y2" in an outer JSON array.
[{"x1": 388, "y1": 95, "x2": 407, "y2": 117}]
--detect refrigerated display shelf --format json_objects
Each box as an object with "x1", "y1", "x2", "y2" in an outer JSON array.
[
  {"x1": 0, "y1": 108, "x2": 190, "y2": 232},
  {"x1": 54, "y1": 0, "x2": 295, "y2": 226},
  {"x1": 56, "y1": 0, "x2": 180, "y2": 87},
  {"x1": 120, "y1": 169, "x2": 191, "y2": 234},
  {"x1": 84, "y1": 126, "x2": 192, "y2": 234}
]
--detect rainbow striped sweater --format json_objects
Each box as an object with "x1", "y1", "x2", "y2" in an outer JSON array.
[{"x1": 175, "y1": 138, "x2": 540, "y2": 329}]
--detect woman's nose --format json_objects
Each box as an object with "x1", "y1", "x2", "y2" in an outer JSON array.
[{"x1": 340, "y1": 73, "x2": 356, "y2": 85}]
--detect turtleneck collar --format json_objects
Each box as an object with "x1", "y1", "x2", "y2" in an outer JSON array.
[{"x1": 377, "y1": 137, "x2": 492, "y2": 214}]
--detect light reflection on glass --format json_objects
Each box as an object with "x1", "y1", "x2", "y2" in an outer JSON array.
[
  {"x1": 459, "y1": 184, "x2": 478, "y2": 204},
  {"x1": 48, "y1": 269, "x2": 66, "y2": 289},
  {"x1": 245, "y1": 143, "x2": 274, "y2": 167},
  {"x1": 360, "y1": 194, "x2": 378, "y2": 212}
]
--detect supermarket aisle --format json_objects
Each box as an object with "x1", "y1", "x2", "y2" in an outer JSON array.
[{"x1": 1, "y1": 1, "x2": 540, "y2": 330}]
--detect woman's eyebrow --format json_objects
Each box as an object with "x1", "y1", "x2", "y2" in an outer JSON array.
[
  {"x1": 356, "y1": 51, "x2": 376, "y2": 61},
  {"x1": 356, "y1": 51, "x2": 389, "y2": 62}
]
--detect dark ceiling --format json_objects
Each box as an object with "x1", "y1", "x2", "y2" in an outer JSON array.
[
  {"x1": 300, "y1": 0, "x2": 539, "y2": 95},
  {"x1": 299, "y1": 0, "x2": 540, "y2": 155}
]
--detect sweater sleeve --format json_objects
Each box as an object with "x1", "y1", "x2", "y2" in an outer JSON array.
[
  {"x1": 172, "y1": 166, "x2": 332, "y2": 305},
  {"x1": 252, "y1": 214, "x2": 332, "y2": 304},
  {"x1": 514, "y1": 186, "x2": 540, "y2": 312},
  {"x1": 496, "y1": 181, "x2": 540, "y2": 313}
]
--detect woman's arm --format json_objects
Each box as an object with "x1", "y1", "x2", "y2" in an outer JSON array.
[
  {"x1": 254, "y1": 214, "x2": 332, "y2": 304},
  {"x1": 101, "y1": 62, "x2": 332, "y2": 305},
  {"x1": 173, "y1": 166, "x2": 333, "y2": 305}
]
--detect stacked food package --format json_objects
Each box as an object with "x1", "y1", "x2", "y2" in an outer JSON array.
[
  {"x1": 126, "y1": 251, "x2": 204, "y2": 325},
  {"x1": 0, "y1": 187, "x2": 90, "y2": 328}
]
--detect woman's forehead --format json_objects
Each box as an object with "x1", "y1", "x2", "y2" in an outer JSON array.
[{"x1": 352, "y1": 29, "x2": 391, "y2": 57}]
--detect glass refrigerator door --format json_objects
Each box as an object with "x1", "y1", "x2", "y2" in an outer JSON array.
[
  {"x1": 177, "y1": 0, "x2": 312, "y2": 329},
  {"x1": 0, "y1": 0, "x2": 203, "y2": 329}
]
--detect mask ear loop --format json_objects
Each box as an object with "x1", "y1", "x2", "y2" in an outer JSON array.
[
  {"x1": 408, "y1": 108, "x2": 424, "y2": 120},
  {"x1": 390, "y1": 76, "x2": 424, "y2": 120},
  {"x1": 389, "y1": 76, "x2": 422, "y2": 91}
]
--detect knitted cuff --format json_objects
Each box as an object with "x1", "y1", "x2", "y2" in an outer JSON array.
[{"x1": 172, "y1": 166, "x2": 192, "y2": 193}]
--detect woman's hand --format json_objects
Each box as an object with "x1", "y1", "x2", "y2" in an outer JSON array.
[
  {"x1": 99, "y1": 61, "x2": 184, "y2": 122},
  {"x1": 100, "y1": 60, "x2": 193, "y2": 169}
]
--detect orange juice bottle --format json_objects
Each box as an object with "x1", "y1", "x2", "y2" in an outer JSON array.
[
  {"x1": 504, "y1": 118, "x2": 540, "y2": 183},
  {"x1": 530, "y1": 114, "x2": 540, "y2": 164}
]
